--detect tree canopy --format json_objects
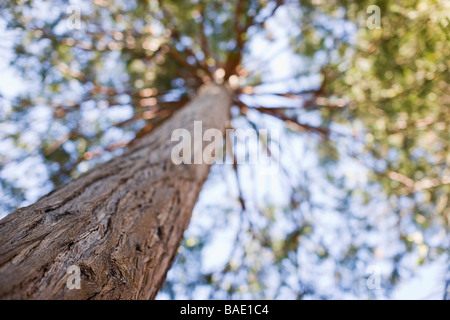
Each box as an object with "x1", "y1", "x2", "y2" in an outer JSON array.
[{"x1": 0, "y1": 0, "x2": 448, "y2": 299}]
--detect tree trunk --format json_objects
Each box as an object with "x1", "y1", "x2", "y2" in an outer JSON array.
[{"x1": 0, "y1": 83, "x2": 231, "y2": 299}]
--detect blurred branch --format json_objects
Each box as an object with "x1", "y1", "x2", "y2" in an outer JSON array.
[
  {"x1": 197, "y1": 1, "x2": 217, "y2": 73},
  {"x1": 165, "y1": 45, "x2": 204, "y2": 83},
  {"x1": 224, "y1": 0, "x2": 286, "y2": 79},
  {"x1": 254, "y1": 0, "x2": 285, "y2": 28},
  {"x1": 237, "y1": 99, "x2": 329, "y2": 136},
  {"x1": 388, "y1": 171, "x2": 450, "y2": 193},
  {"x1": 158, "y1": 0, "x2": 213, "y2": 79}
]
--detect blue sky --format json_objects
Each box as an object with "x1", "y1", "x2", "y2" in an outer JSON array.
[{"x1": 0, "y1": 2, "x2": 447, "y2": 299}]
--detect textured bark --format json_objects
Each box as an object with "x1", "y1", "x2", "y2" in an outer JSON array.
[{"x1": 0, "y1": 83, "x2": 231, "y2": 299}]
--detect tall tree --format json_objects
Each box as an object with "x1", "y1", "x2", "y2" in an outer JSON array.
[
  {"x1": 0, "y1": 0, "x2": 286, "y2": 299},
  {"x1": 0, "y1": 0, "x2": 448, "y2": 299}
]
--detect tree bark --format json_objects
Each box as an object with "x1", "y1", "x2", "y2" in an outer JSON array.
[{"x1": 0, "y1": 83, "x2": 231, "y2": 299}]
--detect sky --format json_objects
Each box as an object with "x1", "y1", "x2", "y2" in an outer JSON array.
[
  {"x1": 0, "y1": 2, "x2": 447, "y2": 299},
  {"x1": 159, "y1": 5, "x2": 447, "y2": 299}
]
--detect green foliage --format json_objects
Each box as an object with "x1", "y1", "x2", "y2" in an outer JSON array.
[
  {"x1": 0, "y1": 0, "x2": 448, "y2": 299},
  {"x1": 321, "y1": 0, "x2": 449, "y2": 265}
]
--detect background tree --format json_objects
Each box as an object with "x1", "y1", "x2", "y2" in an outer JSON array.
[{"x1": 0, "y1": 0, "x2": 448, "y2": 299}]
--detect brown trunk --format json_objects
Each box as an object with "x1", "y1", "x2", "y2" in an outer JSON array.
[{"x1": 0, "y1": 83, "x2": 231, "y2": 299}]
